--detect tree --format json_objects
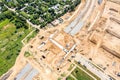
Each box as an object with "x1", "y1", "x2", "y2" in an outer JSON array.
[
  {"x1": 40, "y1": 22, "x2": 47, "y2": 28},
  {"x1": 33, "y1": 14, "x2": 39, "y2": 19}
]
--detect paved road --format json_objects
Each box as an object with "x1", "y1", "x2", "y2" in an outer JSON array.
[
  {"x1": 64, "y1": 0, "x2": 90, "y2": 34},
  {"x1": 64, "y1": 0, "x2": 96, "y2": 36}
]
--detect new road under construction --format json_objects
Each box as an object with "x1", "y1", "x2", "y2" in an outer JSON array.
[{"x1": 1, "y1": 0, "x2": 120, "y2": 80}]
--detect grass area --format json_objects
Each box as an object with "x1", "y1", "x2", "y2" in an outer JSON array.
[
  {"x1": 24, "y1": 51, "x2": 31, "y2": 57},
  {"x1": 0, "y1": 19, "x2": 9, "y2": 29},
  {"x1": 66, "y1": 75, "x2": 75, "y2": 80},
  {"x1": 75, "y1": 61, "x2": 101, "y2": 80},
  {"x1": 0, "y1": 20, "x2": 34, "y2": 76},
  {"x1": 71, "y1": 67, "x2": 94, "y2": 80},
  {"x1": 58, "y1": 77, "x2": 62, "y2": 80},
  {"x1": 61, "y1": 72, "x2": 66, "y2": 77},
  {"x1": 68, "y1": 64, "x2": 75, "y2": 71},
  {"x1": 26, "y1": 30, "x2": 37, "y2": 43}
]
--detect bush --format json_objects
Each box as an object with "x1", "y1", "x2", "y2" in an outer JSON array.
[{"x1": 24, "y1": 52, "x2": 30, "y2": 57}]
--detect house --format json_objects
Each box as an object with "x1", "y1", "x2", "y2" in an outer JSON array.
[
  {"x1": 51, "y1": 4, "x2": 62, "y2": 14},
  {"x1": 51, "y1": 19, "x2": 59, "y2": 26}
]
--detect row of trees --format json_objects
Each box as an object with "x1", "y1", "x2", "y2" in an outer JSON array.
[
  {"x1": 0, "y1": 11, "x2": 15, "y2": 21},
  {"x1": 0, "y1": 2, "x2": 8, "y2": 12}
]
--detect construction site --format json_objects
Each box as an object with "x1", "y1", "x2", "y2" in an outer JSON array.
[
  {"x1": 1, "y1": 0, "x2": 120, "y2": 80},
  {"x1": 28, "y1": 29, "x2": 76, "y2": 72},
  {"x1": 76, "y1": 0, "x2": 120, "y2": 79}
]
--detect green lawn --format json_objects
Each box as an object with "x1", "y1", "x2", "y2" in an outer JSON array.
[
  {"x1": 66, "y1": 62, "x2": 100, "y2": 80},
  {"x1": 71, "y1": 67, "x2": 94, "y2": 80},
  {"x1": 24, "y1": 30, "x2": 37, "y2": 44},
  {"x1": 66, "y1": 76, "x2": 75, "y2": 80},
  {"x1": 24, "y1": 51, "x2": 31, "y2": 57},
  {"x1": 75, "y1": 61, "x2": 101, "y2": 80},
  {"x1": 68, "y1": 64, "x2": 75, "y2": 71},
  {"x1": 0, "y1": 20, "x2": 33, "y2": 76},
  {"x1": 0, "y1": 19, "x2": 10, "y2": 29}
]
